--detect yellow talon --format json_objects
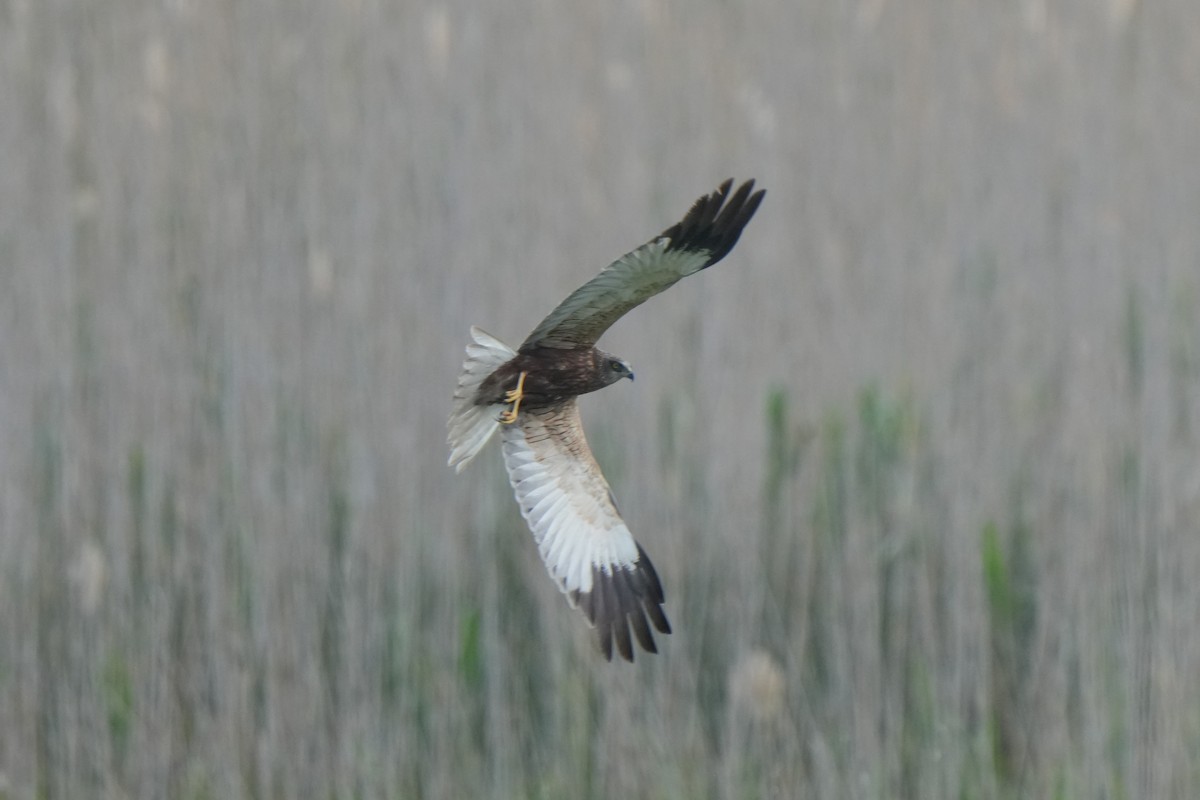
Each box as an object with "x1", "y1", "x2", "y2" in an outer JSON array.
[{"x1": 499, "y1": 371, "x2": 527, "y2": 424}]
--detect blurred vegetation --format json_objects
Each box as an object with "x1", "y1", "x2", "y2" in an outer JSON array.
[{"x1": 4, "y1": 0, "x2": 1200, "y2": 798}]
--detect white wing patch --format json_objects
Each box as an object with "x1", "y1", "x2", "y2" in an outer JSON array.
[
  {"x1": 500, "y1": 403, "x2": 639, "y2": 595},
  {"x1": 500, "y1": 401, "x2": 670, "y2": 660}
]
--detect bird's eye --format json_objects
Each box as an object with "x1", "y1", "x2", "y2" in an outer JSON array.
[{"x1": 611, "y1": 362, "x2": 623, "y2": 372}]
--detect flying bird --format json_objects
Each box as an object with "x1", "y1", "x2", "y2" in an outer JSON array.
[{"x1": 447, "y1": 179, "x2": 765, "y2": 661}]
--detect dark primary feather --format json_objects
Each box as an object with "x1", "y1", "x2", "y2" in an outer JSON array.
[
  {"x1": 570, "y1": 543, "x2": 671, "y2": 663},
  {"x1": 520, "y1": 179, "x2": 766, "y2": 350},
  {"x1": 659, "y1": 178, "x2": 765, "y2": 268}
]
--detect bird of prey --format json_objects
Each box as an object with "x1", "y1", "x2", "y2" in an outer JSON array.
[{"x1": 447, "y1": 179, "x2": 765, "y2": 661}]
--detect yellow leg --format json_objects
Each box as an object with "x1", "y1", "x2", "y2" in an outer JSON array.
[{"x1": 499, "y1": 371, "x2": 527, "y2": 424}]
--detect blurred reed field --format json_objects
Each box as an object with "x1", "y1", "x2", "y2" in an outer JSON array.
[{"x1": 3, "y1": 0, "x2": 1200, "y2": 798}]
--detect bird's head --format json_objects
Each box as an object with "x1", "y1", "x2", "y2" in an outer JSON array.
[{"x1": 597, "y1": 352, "x2": 635, "y2": 387}]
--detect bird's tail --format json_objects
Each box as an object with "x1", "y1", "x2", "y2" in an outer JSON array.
[{"x1": 447, "y1": 326, "x2": 517, "y2": 472}]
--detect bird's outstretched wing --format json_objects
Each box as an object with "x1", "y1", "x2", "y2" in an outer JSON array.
[
  {"x1": 500, "y1": 401, "x2": 671, "y2": 661},
  {"x1": 520, "y1": 178, "x2": 766, "y2": 350}
]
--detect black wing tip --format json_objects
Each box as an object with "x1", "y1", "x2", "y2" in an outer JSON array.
[
  {"x1": 572, "y1": 548, "x2": 672, "y2": 663},
  {"x1": 661, "y1": 178, "x2": 766, "y2": 268}
]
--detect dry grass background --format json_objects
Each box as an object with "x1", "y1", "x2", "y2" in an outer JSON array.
[{"x1": 3, "y1": 1, "x2": 1200, "y2": 798}]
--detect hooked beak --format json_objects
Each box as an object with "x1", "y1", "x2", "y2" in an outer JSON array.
[{"x1": 627, "y1": 371, "x2": 635, "y2": 382}]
